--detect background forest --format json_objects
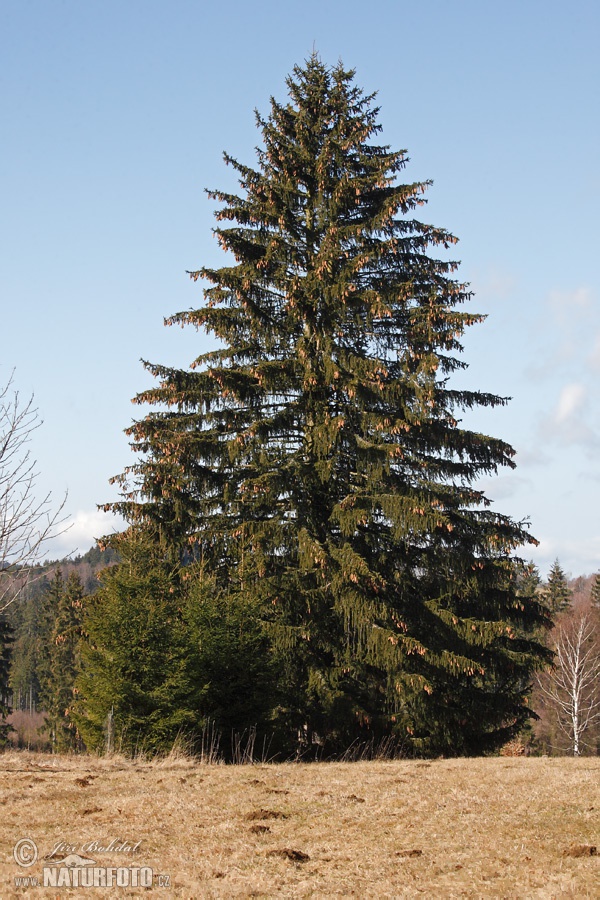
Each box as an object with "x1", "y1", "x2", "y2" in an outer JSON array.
[{"x1": 2, "y1": 550, "x2": 599, "y2": 758}]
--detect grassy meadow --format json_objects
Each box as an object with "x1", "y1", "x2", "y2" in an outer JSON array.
[{"x1": 0, "y1": 751, "x2": 598, "y2": 898}]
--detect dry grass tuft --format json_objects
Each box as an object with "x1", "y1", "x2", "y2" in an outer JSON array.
[{"x1": 0, "y1": 751, "x2": 599, "y2": 897}]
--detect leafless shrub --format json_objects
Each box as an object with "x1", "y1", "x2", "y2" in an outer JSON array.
[
  {"x1": 6, "y1": 710, "x2": 51, "y2": 751},
  {"x1": 0, "y1": 371, "x2": 68, "y2": 612}
]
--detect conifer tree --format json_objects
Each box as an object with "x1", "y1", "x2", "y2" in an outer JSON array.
[
  {"x1": 590, "y1": 572, "x2": 600, "y2": 610},
  {"x1": 544, "y1": 559, "x2": 572, "y2": 616},
  {"x1": 75, "y1": 527, "x2": 276, "y2": 756},
  {"x1": 75, "y1": 530, "x2": 196, "y2": 754},
  {"x1": 0, "y1": 616, "x2": 13, "y2": 746},
  {"x1": 516, "y1": 562, "x2": 542, "y2": 603},
  {"x1": 35, "y1": 570, "x2": 62, "y2": 715},
  {"x1": 42, "y1": 571, "x2": 84, "y2": 752},
  {"x1": 108, "y1": 57, "x2": 551, "y2": 755},
  {"x1": 7, "y1": 586, "x2": 47, "y2": 711}
]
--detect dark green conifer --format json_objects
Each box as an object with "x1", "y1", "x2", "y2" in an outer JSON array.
[
  {"x1": 7, "y1": 585, "x2": 49, "y2": 712},
  {"x1": 75, "y1": 530, "x2": 195, "y2": 754},
  {"x1": 75, "y1": 527, "x2": 276, "y2": 756},
  {"x1": 0, "y1": 616, "x2": 13, "y2": 746},
  {"x1": 516, "y1": 562, "x2": 542, "y2": 602},
  {"x1": 35, "y1": 570, "x2": 62, "y2": 715},
  {"x1": 38, "y1": 569, "x2": 84, "y2": 753},
  {"x1": 544, "y1": 559, "x2": 572, "y2": 616},
  {"x1": 590, "y1": 572, "x2": 600, "y2": 610},
  {"x1": 107, "y1": 57, "x2": 551, "y2": 755}
]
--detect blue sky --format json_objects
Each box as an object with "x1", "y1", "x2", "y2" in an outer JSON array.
[{"x1": 2, "y1": 1, "x2": 599, "y2": 578}]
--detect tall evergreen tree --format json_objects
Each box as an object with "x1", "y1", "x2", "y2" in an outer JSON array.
[
  {"x1": 35, "y1": 571, "x2": 61, "y2": 715},
  {"x1": 0, "y1": 616, "x2": 13, "y2": 746},
  {"x1": 590, "y1": 572, "x2": 600, "y2": 610},
  {"x1": 544, "y1": 559, "x2": 572, "y2": 616},
  {"x1": 41, "y1": 571, "x2": 84, "y2": 752},
  {"x1": 7, "y1": 587, "x2": 45, "y2": 712},
  {"x1": 107, "y1": 57, "x2": 551, "y2": 755}
]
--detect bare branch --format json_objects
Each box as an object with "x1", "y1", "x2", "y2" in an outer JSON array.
[{"x1": 0, "y1": 371, "x2": 70, "y2": 612}]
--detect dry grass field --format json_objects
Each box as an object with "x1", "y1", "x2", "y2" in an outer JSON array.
[{"x1": 0, "y1": 750, "x2": 598, "y2": 899}]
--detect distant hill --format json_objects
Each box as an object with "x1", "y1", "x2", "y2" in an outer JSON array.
[{"x1": 35, "y1": 544, "x2": 120, "y2": 595}]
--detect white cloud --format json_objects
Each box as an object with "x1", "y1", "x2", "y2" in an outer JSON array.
[
  {"x1": 44, "y1": 508, "x2": 125, "y2": 560},
  {"x1": 538, "y1": 382, "x2": 598, "y2": 451},
  {"x1": 554, "y1": 382, "x2": 585, "y2": 424}
]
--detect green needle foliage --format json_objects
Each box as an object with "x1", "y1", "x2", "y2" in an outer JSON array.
[
  {"x1": 544, "y1": 559, "x2": 572, "y2": 616},
  {"x1": 0, "y1": 615, "x2": 13, "y2": 747},
  {"x1": 590, "y1": 572, "x2": 600, "y2": 610},
  {"x1": 38, "y1": 570, "x2": 85, "y2": 752},
  {"x1": 75, "y1": 528, "x2": 276, "y2": 757},
  {"x1": 106, "y1": 56, "x2": 551, "y2": 756},
  {"x1": 75, "y1": 530, "x2": 200, "y2": 754}
]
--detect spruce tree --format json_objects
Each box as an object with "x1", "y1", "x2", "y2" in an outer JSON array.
[
  {"x1": 544, "y1": 559, "x2": 572, "y2": 616},
  {"x1": 516, "y1": 562, "x2": 542, "y2": 603},
  {"x1": 7, "y1": 586, "x2": 46, "y2": 712},
  {"x1": 35, "y1": 570, "x2": 62, "y2": 716},
  {"x1": 42, "y1": 571, "x2": 84, "y2": 752},
  {"x1": 75, "y1": 530, "x2": 196, "y2": 754},
  {"x1": 75, "y1": 527, "x2": 276, "y2": 756},
  {"x1": 108, "y1": 57, "x2": 551, "y2": 755},
  {"x1": 590, "y1": 572, "x2": 600, "y2": 610},
  {"x1": 0, "y1": 616, "x2": 13, "y2": 747}
]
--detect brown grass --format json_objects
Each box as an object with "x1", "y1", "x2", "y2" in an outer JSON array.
[{"x1": 0, "y1": 751, "x2": 598, "y2": 898}]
